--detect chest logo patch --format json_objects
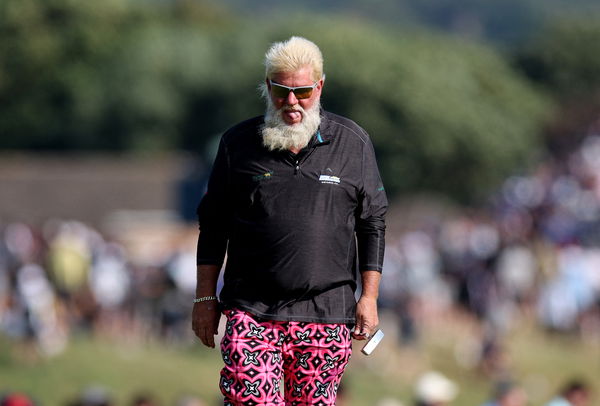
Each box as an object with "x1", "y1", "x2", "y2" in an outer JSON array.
[
  {"x1": 319, "y1": 174, "x2": 340, "y2": 184},
  {"x1": 252, "y1": 171, "x2": 273, "y2": 181}
]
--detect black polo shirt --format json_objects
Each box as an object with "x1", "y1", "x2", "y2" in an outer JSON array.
[{"x1": 196, "y1": 110, "x2": 387, "y2": 323}]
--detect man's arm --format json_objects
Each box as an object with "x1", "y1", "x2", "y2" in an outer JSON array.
[
  {"x1": 193, "y1": 137, "x2": 230, "y2": 348},
  {"x1": 192, "y1": 264, "x2": 221, "y2": 348},
  {"x1": 353, "y1": 132, "x2": 387, "y2": 340},
  {"x1": 353, "y1": 270, "x2": 381, "y2": 340}
]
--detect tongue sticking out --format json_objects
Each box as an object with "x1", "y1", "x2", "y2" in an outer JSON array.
[{"x1": 283, "y1": 110, "x2": 302, "y2": 124}]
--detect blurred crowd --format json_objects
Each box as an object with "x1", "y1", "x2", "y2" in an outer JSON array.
[
  {"x1": 380, "y1": 134, "x2": 600, "y2": 356},
  {"x1": 366, "y1": 373, "x2": 591, "y2": 406},
  {"x1": 2, "y1": 130, "x2": 600, "y2": 404},
  {"x1": 0, "y1": 217, "x2": 199, "y2": 358},
  {"x1": 0, "y1": 375, "x2": 591, "y2": 406}
]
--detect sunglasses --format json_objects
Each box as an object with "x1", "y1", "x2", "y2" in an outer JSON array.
[{"x1": 268, "y1": 75, "x2": 324, "y2": 99}]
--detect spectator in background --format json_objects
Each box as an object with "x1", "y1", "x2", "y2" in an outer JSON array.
[
  {"x1": 545, "y1": 380, "x2": 591, "y2": 406},
  {"x1": 173, "y1": 395, "x2": 207, "y2": 406},
  {"x1": 129, "y1": 393, "x2": 159, "y2": 406},
  {"x1": 15, "y1": 261, "x2": 68, "y2": 356},
  {"x1": 88, "y1": 242, "x2": 130, "y2": 336},
  {"x1": 0, "y1": 393, "x2": 36, "y2": 406},
  {"x1": 67, "y1": 386, "x2": 114, "y2": 406},
  {"x1": 479, "y1": 381, "x2": 527, "y2": 406},
  {"x1": 414, "y1": 371, "x2": 458, "y2": 406}
]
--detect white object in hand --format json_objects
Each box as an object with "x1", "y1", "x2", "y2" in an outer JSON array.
[{"x1": 361, "y1": 329, "x2": 384, "y2": 355}]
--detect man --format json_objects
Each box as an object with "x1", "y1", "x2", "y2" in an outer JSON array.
[
  {"x1": 545, "y1": 381, "x2": 590, "y2": 406},
  {"x1": 192, "y1": 36, "x2": 387, "y2": 405},
  {"x1": 479, "y1": 381, "x2": 527, "y2": 406},
  {"x1": 414, "y1": 371, "x2": 458, "y2": 406}
]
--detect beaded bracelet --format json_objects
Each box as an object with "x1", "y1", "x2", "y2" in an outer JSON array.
[{"x1": 193, "y1": 296, "x2": 218, "y2": 303}]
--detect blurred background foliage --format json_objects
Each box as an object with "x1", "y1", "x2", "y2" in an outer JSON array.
[{"x1": 1, "y1": 0, "x2": 600, "y2": 201}]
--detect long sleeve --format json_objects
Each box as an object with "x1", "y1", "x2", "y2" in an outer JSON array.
[
  {"x1": 196, "y1": 137, "x2": 230, "y2": 267},
  {"x1": 355, "y1": 136, "x2": 387, "y2": 272}
]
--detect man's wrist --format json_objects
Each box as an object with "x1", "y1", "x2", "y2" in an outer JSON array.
[
  {"x1": 358, "y1": 295, "x2": 378, "y2": 302},
  {"x1": 193, "y1": 296, "x2": 218, "y2": 303}
]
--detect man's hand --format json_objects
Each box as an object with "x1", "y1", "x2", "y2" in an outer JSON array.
[
  {"x1": 192, "y1": 300, "x2": 221, "y2": 348},
  {"x1": 353, "y1": 296, "x2": 378, "y2": 340},
  {"x1": 193, "y1": 264, "x2": 221, "y2": 348},
  {"x1": 353, "y1": 270, "x2": 381, "y2": 340}
]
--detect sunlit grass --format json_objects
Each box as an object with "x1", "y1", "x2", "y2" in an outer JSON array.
[{"x1": 1, "y1": 311, "x2": 597, "y2": 406}]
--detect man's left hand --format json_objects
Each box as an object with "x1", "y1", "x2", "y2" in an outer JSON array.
[{"x1": 352, "y1": 296, "x2": 378, "y2": 340}]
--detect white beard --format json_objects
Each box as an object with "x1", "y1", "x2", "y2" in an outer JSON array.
[{"x1": 261, "y1": 98, "x2": 321, "y2": 152}]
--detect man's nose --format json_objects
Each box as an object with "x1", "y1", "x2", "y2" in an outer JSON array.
[{"x1": 285, "y1": 90, "x2": 298, "y2": 105}]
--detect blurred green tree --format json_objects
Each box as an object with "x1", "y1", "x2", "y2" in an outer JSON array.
[
  {"x1": 0, "y1": 0, "x2": 134, "y2": 149},
  {"x1": 516, "y1": 17, "x2": 600, "y2": 98},
  {"x1": 216, "y1": 0, "x2": 600, "y2": 46},
  {"x1": 0, "y1": 1, "x2": 552, "y2": 202},
  {"x1": 0, "y1": 0, "x2": 253, "y2": 151},
  {"x1": 515, "y1": 16, "x2": 600, "y2": 154}
]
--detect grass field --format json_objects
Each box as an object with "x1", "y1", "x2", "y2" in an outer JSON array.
[{"x1": 1, "y1": 311, "x2": 597, "y2": 406}]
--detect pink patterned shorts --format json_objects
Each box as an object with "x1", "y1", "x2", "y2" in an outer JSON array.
[{"x1": 219, "y1": 308, "x2": 352, "y2": 406}]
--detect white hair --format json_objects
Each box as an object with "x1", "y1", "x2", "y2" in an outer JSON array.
[{"x1": 264, "y1": 36, "x2": 324, "y2": 81}]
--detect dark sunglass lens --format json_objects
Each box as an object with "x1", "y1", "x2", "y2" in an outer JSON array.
[
  {"x1": 271, "y1": 84, "x2": 290, "y2": 98},
  {"x1": 293, "y1": 87, "x2": 313, "y2": 99}
]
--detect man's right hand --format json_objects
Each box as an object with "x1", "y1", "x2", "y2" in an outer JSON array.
[{"x1": 192, "y1": 300, "x2": 221, "y2": 348}]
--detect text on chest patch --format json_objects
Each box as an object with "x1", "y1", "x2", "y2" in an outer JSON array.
[{"x1": 319, "y1": 174, "x2": 341, "y2": 184}]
